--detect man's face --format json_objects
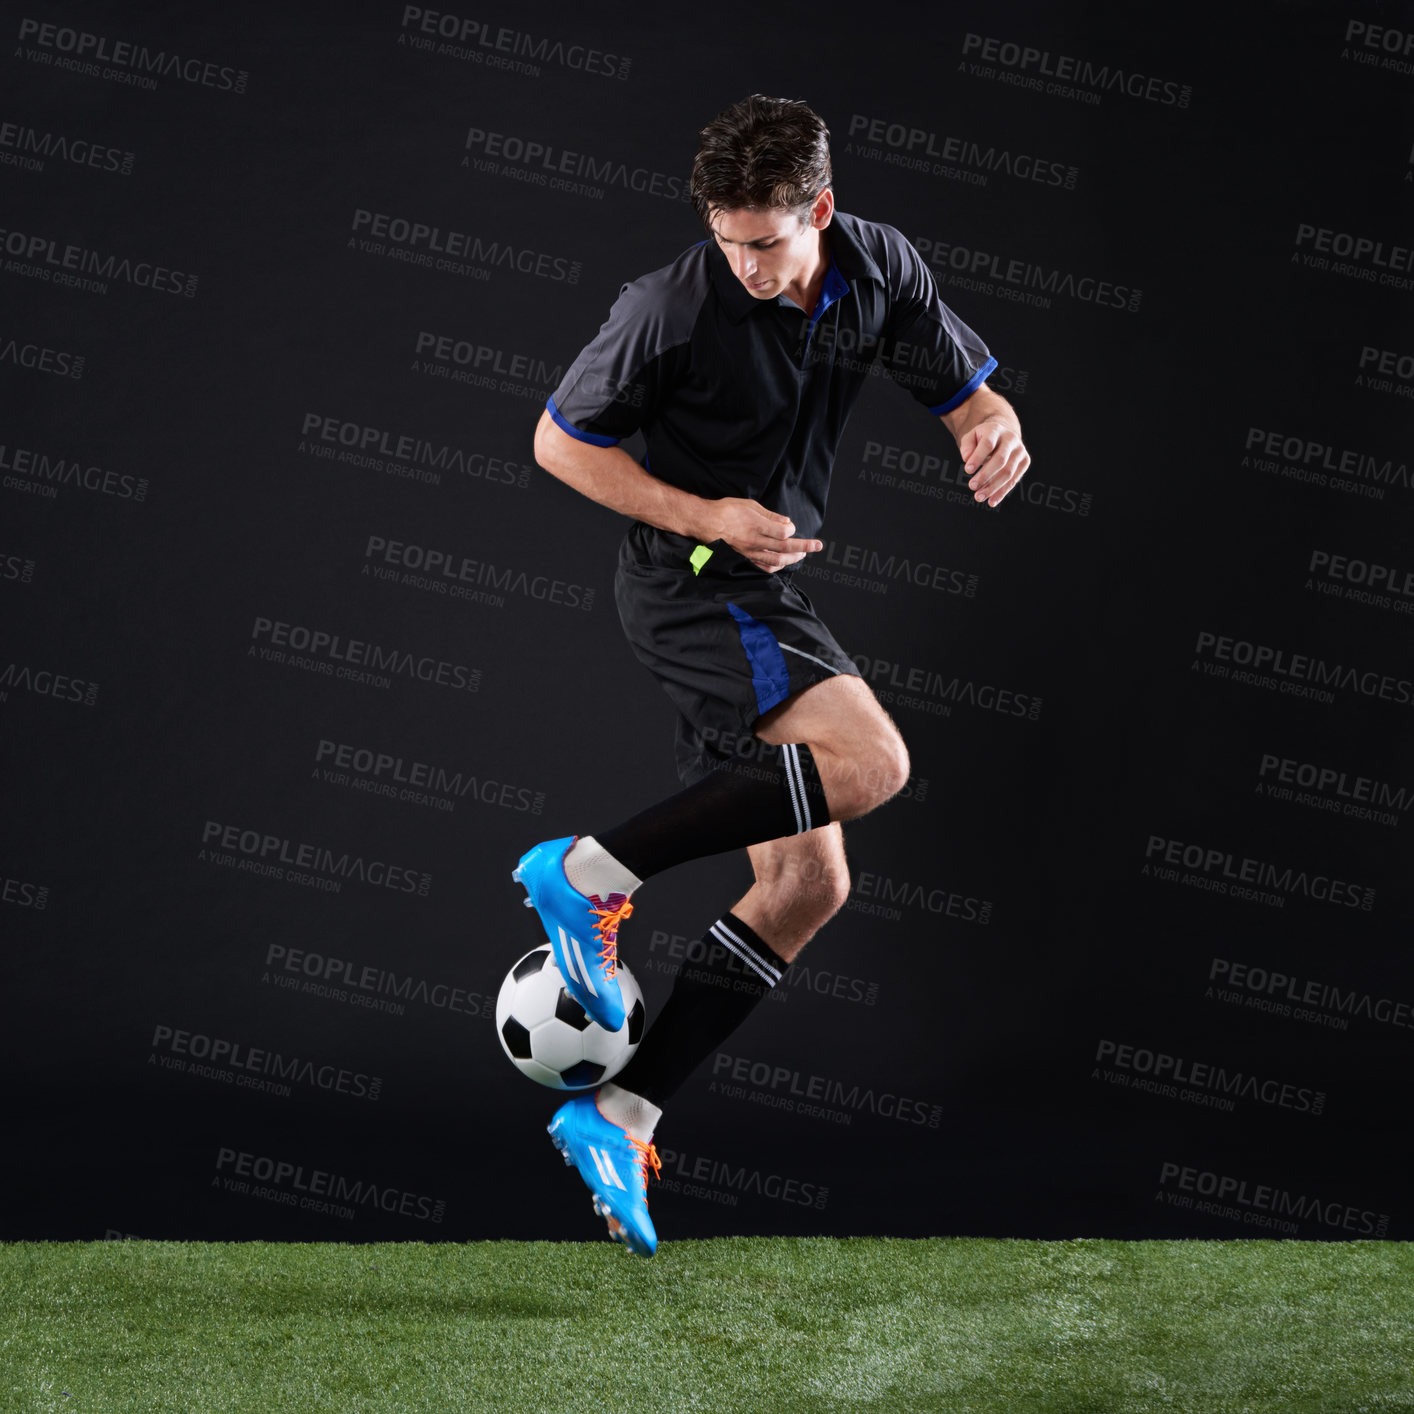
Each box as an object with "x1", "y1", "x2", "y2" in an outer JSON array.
[{"x1": 708, "y1": 191, "x2": 832, "y2": 299}]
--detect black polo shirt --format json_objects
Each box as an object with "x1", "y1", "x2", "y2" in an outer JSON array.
[{"x1": 546, "y1": 210, "x2": 996, "y2": 539}]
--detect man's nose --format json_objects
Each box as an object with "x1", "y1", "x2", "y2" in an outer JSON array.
[{"x1": 734, "y1": 247, "x2": 756, "y2": 279}]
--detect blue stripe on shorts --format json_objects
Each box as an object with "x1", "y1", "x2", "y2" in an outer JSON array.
[{"x1": 726, "y1": 602, "x2": 792, "y2": 716}]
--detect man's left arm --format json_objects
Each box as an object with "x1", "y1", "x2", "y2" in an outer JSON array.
[{"x1": 938, "y1": 384, "x2": 1031, "y2": 508}]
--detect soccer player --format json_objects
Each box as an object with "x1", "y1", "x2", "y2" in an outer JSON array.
[{"x1": 514, "y1": 95, "x2": 1031, "y2": 1255}]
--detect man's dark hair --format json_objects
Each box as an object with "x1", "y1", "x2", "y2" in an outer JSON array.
[{"x1": 689, "y1": 95, "x2": 832, "y2": 228}]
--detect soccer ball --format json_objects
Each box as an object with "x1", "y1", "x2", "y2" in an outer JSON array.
[{"x1": 495, "y1": 945, "x2": 646, "y2": 1090}]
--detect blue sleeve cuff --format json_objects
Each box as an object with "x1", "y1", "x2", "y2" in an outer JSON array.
[
  {"x1": 546, "y1": 396, "x2": 620, "y2": 448},
  {"x1": 927, "y1": 357, "x2": 998, "y2": 416}
]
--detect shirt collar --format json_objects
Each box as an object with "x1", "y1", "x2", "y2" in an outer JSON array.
[
  {"x1": 825, "y1": 211, "x2": 885, "y2": 287},
  {"x1": 706, "y1": 209, "x2": 883, "y2": 324}
]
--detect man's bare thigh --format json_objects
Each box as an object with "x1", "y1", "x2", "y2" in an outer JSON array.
[{"x1": 754, "y1": 674, "x2": 896, "y2": 753}]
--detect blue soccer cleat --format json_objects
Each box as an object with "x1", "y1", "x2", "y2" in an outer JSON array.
[
  {"x1": 548, "y1": 1093, "x2": 660, "y2": 1257},
  {"x1": 512, "y1": 836, "x2": 630, "y2": 1032}
]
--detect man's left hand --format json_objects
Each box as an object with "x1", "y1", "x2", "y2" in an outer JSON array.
[{"x1": 960, "y1": 417, "x2": 1031, "y2": 508}]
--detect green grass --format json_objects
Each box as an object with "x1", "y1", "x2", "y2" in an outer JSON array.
[{"x1": 2, "y1": 1239, "x2": 1411, "y2": 1413}]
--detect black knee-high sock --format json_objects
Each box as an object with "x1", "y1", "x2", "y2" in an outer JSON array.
[
  {"x1": 596, "y1": 744, "x2": 830, "y2": 882},
  {"x1": 612, "y1": 913, "x2": 787, "y2": 1107}
]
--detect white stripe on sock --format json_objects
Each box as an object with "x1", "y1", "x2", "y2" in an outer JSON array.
[
  {"x1": 709, "y1": 922, "x2": 780, "y2": 986},
  {"x1": 786, "y1": 743, "x2": 812, "y2": 833},
  {"x1": 780, "y1": 743, "x2": 806, "y2": 834},
  {"x1": 711, "y1": 918, "x2": 782, "y2": 980},
  {"x1": 710, "y1": 930, "x2": 778, "y2": 986}
]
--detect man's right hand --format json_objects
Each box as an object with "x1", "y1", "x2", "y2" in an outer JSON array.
[{"x1": 703, "y1": 497, "x2": 823, "y2": 573}]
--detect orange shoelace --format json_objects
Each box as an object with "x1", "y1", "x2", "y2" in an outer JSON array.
[
  {"x1": 590, "y1": 898, "x2": 634, "y2": 977},
  {"x1": 630, "y1": 1135, "x2": 661, "y2": 1190}
]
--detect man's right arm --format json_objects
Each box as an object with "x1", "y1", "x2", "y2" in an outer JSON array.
[{"x1": 532, "y1": 411, "x2": 821, "y2": 573}]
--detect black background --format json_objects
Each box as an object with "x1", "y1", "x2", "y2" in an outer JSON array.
[{"x1": 2, "y1": 0, "x2": 1409, "y2": 1242}]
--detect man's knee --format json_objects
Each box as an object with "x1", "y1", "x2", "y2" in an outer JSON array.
[
  {"x1": 760, "y1": 848, "x2": 850, "y2": 924},
  {"x1": 813, "y1": 729, "x2": 909, "y2": 818},
  {"x1": 872, "y1": 733, "x2": 911, "y2": 806}
]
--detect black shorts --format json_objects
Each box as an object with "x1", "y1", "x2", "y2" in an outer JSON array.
[{"x1": 615, "y1": 521, "x2": 862, "y2": 785}]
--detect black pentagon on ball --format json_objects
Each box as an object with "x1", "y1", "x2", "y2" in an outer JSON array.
[
  {"x1": 626, "y1": 998, "x2": 646, "y2": 1045},
  {"x1": 512, "y1": 947, "x2": 550, "y2": 982},
  {"x1": 500, "y1": 1016, "x2": 533, "y2": 1059},
  {"x1": 560, "y1": 1060, "x2": 605, "y2": 1089},
  {"x1": 555, "y1": 989, "x2": 591, "y2": 1031}
]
